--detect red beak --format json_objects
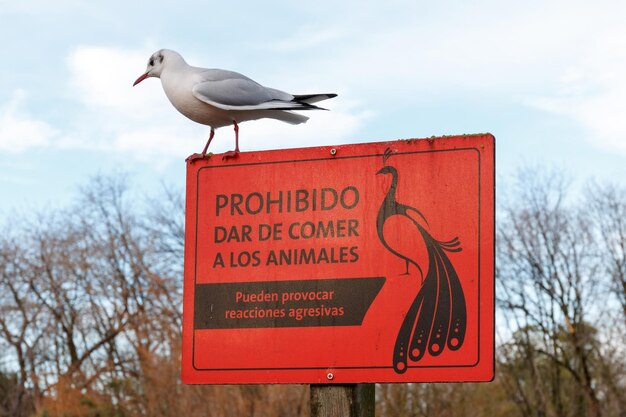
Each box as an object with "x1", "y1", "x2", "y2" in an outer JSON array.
[{"x1": 133, "y1": 72, "x2": 150, "y2": 86}]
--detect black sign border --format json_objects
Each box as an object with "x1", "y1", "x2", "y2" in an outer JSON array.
[{"x1": 190, "y1": 145, "x2": 491, "y2": 372}]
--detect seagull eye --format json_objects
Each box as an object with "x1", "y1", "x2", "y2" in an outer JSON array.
[{"x1": 149, "y1": 58, "x2": 154, "y2": 67}]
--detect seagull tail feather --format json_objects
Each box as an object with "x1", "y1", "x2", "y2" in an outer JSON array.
[{"x1": 270, "y1": 111, "x2": 309, "y2": 125}]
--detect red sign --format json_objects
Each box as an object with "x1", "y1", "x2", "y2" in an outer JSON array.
[{"x1": 182, "y1": 134, "x2": 494, "y2": 384}]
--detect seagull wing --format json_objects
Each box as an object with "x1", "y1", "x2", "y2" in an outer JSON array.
[{"x1": 191, "y1": 69, "x2": 315, "y2": 111}]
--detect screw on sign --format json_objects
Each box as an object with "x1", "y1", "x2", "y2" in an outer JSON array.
[{"x1": 182, "y1": 134, "x2": 495, "y2": 384}]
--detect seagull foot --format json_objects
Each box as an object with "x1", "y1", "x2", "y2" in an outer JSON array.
[
  {"x1": 186, "y1": 153, "x2": 212, "y2": 163},
  {"x1": 221, "y1": 150, "x2": 239, "y2": 160}
]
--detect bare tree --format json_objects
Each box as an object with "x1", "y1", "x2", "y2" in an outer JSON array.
[
  {"x1": 0, "y1": 234, "x2": 45, "y2": 417},
  {"x1": 497, "y1": 168, "x2": 626, "y2": 417},
  {"x1": 586, "y1": 183, "x2": 626, "y2": 324},
  {"x1": 4, "y1": 169, "x2": 623, "y2": 417},
  {"x1": 0, "y1": 174, "x2": 310, "y2": 417}
]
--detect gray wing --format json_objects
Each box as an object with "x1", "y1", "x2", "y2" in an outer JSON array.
[{"x1": 191, "y1": 69, "x2": 311, "y2": 111}]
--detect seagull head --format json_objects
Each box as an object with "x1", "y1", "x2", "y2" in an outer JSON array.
[{"x1": 133, "y1": 49, "x2": 183, "y2": 86}]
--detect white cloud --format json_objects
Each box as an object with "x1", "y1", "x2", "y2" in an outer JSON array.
[
  {"x1": 235, "y1": 99, "x2": 372, "y2": 151},
  {"x1": 523, "y1": 19, "x2": 626, "y2": 152},
  {"x1": 7, "y1": 0, "x2": 626, "y2": 163},
  {"x1": 62, "y1": 45, "x2": 367, "y2": 163},
  {"x1": 264, "y1": 26, "x2": 348, "y2": 52},
  {"x1": 62, "y1": 45, "x2": 205, "y2": 163},
  {"x1": 0, "y1": 90, "x2": 58, "y2": 153},
  {"x1": 316, "y1": 1, "x2": 601, "y2": 96},
  {"x1": 0, "y1": 0, "x2": 77, "y2": 15},
  {"x1": 67, "y1": 46, "x2": 164, "y2": 120},
  {"x1": 266, "y1": 0, "x2": 626, "y2": 154}
]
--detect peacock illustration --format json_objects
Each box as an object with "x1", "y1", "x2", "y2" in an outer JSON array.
[{"x1": 376, "y1": 148, "x2": 467, "y2": 373}]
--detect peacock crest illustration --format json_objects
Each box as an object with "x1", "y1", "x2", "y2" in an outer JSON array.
[{"x1": 376, "y1": 147, "x2": 467, "y2": 374}]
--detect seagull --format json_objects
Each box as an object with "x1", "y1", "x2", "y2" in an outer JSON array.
[{"x1": 133, "y1": 49, "x2": 337, "y2": 160}]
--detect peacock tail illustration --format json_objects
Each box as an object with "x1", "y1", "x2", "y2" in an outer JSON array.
[
  {"x1": 392, "y1": 226, "x2": 466, "y2": 373},
  {"x1": 376, "y1": 149, "x2": 467, "y2": 374}
]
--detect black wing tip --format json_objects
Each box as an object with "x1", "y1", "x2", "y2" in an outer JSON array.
[
  {"x1": 286, "y1": 93, "x2": 337, "y2": 111},
  {"x1": 261, "y1": 100, "x2": 321, "y2": 111},
  {"x1": 293, "y1": 101, "x2": 329, "y2": 111},
  {"x1": 292, "y1": 93, "x2": 338, "y2": 102}
]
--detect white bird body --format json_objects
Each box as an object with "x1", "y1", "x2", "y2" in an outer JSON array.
[{"x1": 133, "y1": 49, "x2": 336, "y2": 159}]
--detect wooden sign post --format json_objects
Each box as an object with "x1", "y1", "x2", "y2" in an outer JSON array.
[{"x1": 311, "y1": 384, "x2": 375, "y2": 417}]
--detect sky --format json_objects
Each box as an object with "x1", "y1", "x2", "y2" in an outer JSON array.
[{"x1": 1, "y1": 0, "x2": 626, "y2": 216}]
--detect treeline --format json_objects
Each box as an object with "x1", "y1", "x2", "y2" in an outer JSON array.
[{"x1": 1, "y1": 170, "x2": 624, "y2": 417}]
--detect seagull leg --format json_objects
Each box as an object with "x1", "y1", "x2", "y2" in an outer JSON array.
[
  {"x1": 201, "y1": 127, "x2": 216, "y2": 155},
  {"x1": 222, "y1": 121, "x2": 240, "y2": 160},
  {"x1": 186, "y1": 128, "x2": 215, "y2": 163}
]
